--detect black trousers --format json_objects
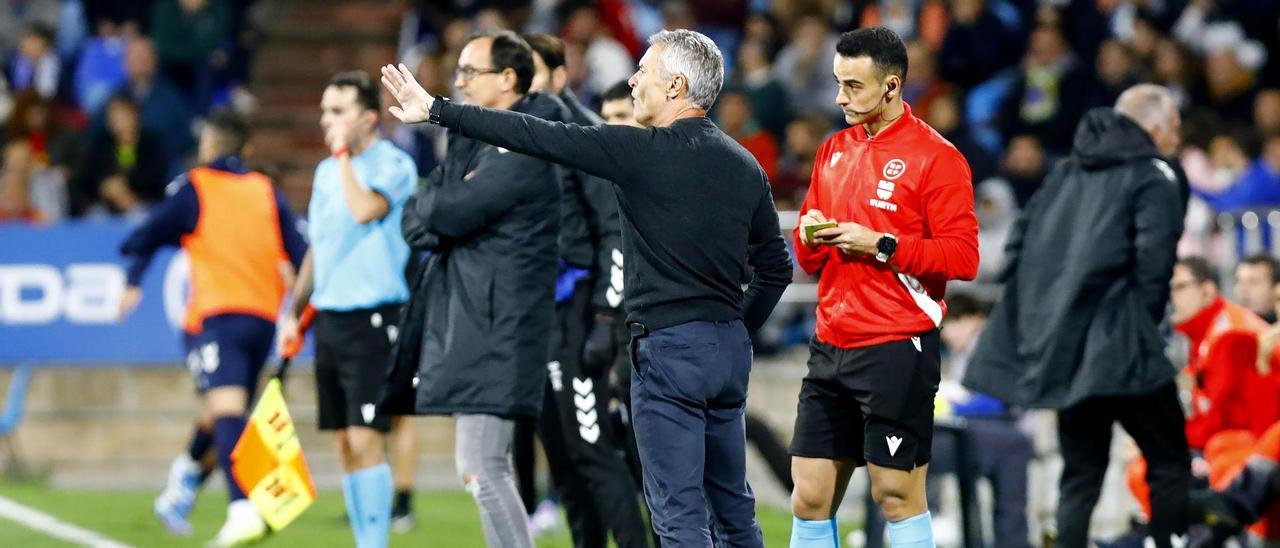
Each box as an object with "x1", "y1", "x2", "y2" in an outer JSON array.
[
  {"x1": 1057, "y1": 381, "x2": 1190, "y2": 548},
  {"x1": 539, "y1": 281, "x2": 650, "y2": 548}
]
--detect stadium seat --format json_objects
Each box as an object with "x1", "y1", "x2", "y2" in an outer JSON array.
[{"x1": 0, "y1": 363, "x2": 34, "y2": 476}]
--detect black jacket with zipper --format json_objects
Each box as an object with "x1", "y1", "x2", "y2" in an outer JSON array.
[
  {"x1": 382, "y1": 93, "x2": 561, "y2": 418},
  {"x1": 558, "y1": 89, "x2": 626, "y2": 316},
  {"x1": 963, "y1": 108, "x2": 1184, "y2": 409}
]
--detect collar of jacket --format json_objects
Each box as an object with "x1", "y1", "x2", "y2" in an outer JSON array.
[
  {"x1": 852, "y1": 101, "x2": 916, "y2": 142},
  {"x1": 206, "y1": 155, "x2": 249, "y2": 175},
  {"x1": 1176, "y1": 295, "x2": 1227, "y2": 343}
]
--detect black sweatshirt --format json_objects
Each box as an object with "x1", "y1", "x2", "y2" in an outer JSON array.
[
  {"x1": 434, "y1": 99, "x2": 793, "y2": 331},
  {"x1": 558, "y1": 89, "x2": 626, "y2": 315}
]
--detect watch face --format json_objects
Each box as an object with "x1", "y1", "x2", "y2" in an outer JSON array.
[{"x1": 878, "y1": 236, "x2": 897, "y2": 255}]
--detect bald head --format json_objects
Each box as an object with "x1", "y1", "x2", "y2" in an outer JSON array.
[{"x1": 1115, "y1": 84, "x2": 1181, "y2": 156}]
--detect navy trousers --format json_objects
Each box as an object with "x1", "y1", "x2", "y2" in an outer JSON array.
[{"x1": 630, "y1": 320, "x2": 764, "y2": 547}]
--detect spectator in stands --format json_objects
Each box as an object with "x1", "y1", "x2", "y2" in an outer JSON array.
[
  {"x1": 1195, "y1": 134, "x2": 1280, "y2": 212},
  {"x1": 1090, "y1": 39, "x2": 1143, "y2": 110},
  {"x1": 937, "y1": 0, "x2": 1020, "y2": 90},
  {"x1": 998, "y1": 24, "x2": 1088, "y2": 155},
  {"x1": 0, "y1": 139, "x2": 44, "y2": 223},
  {"x1": 923, "y1": 92, "x2": 993, "y2": 183},
  {"x1": 734, "y1": 40, "x2": 790, "y2": 138},
  {"x1": 1256, "y1": 88, "x2": 1280, "y2": 136},
  {"x1": 933, "y1": 292, "x2": 1034, "y2": 548},
  {"x1": 0, "y1": 0, "x2": 58, "y2": 53},
  {"x1": 1125, "y1": 13, "x2": 1162, "y2": 64},
  {"x1": 75, "y1": 19, "x2": 134, "y2": 115},
  {"x1": 563, "y1": 5, "x2": 634, "y2": 100},
  {"x1": 76, "y1": 93, "x2": 168, "y2": 219},
  {"x1": 5, "y1": 91, "x2": 75, "y2": 220},
  {"x1": 972, "y1": 179, "x2": 1018, "y2": 284},
  {"x1": 772, "y1": 113, "x2": 829, "y2": 210},
  {"x1": 772, "y1": 12, "x2": 839, "y2": 119},
  {"x1": 149, "y1": 0, "x2": 232, "y2": 113},
  {"x1": 1202, "y1": 47, "x2": 1259, "y2": 126},
  {"x1": 1235, "y1": 255, "x2": 1280, "y2": 324},
  {"x1": 992, "y1": 134, "x2": 1048, "y2": 207},
  {"x1": 84, "y1": 1, "x2": 148, "y2": 32},
  {"x1": 9, "y1": 23, "x2": 60, "y2": 99},
  {"x1": 716, "y1": 88, "x2": 778, "y2": 181},
  {"x1": 901, "y1": 40, "x2": 949, "y2": 122},
  {"x1": 1184, "y1": 131, "x2": 1251, "y2": 197},
  {"x1": 742, "y1": 12, "x2": 783, "y2": 58},
  {"x1": 1151, "y1": 38, "x2": 1197, "y2": 109},
  {"x1": 121, "y1": 37, "x2": 195, "y2": 172}
]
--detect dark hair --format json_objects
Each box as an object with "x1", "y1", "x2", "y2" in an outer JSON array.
[
  {"x1": 1178, "y1": 256, "x2": 1218, "y2": 285},
  {"x1": 945, "y1": 292, "x2": 991, "y2": 319},
  {"x1": 22, "y1": 22, "x2": 55, "y2": 46},
  {"x1": 523, "y1": 32, "x2": 565, "y2": 70},
  {"x1": 5, "y1": 90, "x2": 51, "y2": 140},
  {"x1": 473, "y1": 30, "x2": 535, "y2": 95},
  {"x1": 205, "y1": 110, "x2": 250, "y2": 156},
  {"x1": 328, "y1": 70, "x2": 380, "y2": 112},
  {"x1": 601, "y1": 80, "x2": 633, "y2": 103},
  {"x1": 1239, "y1": 254, "x2": 1280, "y2": 284},
  {"x1": 105, "y1": 91, "x2": 139, "y2": 113},
  {"x1": 836, "y1": 27, "x2": 909, "y2": 82}
]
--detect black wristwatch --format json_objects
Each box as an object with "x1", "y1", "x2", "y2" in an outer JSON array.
[
  {"x1": 875, "y1": 233, "x2": 898, "y2": 263},
  {"x1": 428, "y1": 96, "x2": 450, "y2": 125}
]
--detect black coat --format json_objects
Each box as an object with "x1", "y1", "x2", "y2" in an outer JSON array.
[
  {"x1": 558, "y1": 89, "x2": 625, "y2": 315},
  {"x1": 962, "y1": 108, "x2": 1184, "y2": 409},
  {"x1": 381, "y1": 93, "x2": 562, "y2": 418},
  {"x1": 552, "y1": 90, "x2": 597, "y2": 270}
]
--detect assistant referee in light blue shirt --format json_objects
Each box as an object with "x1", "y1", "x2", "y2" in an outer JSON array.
[{"x1": 280, "y1": 71, "x2": 416, "y2": 548}]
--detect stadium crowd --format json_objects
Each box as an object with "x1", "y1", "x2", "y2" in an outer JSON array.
[{"x1": 10, "y1": 0, "x2": 1280, "y2": 546}]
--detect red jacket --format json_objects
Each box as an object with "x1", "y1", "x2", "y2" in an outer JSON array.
[
  {"x1": 794, "y1": 103, "x2": 979, "y2": 349},
  {"x1": 1176, "y1": 296, "x2": 1280, "y2": 450}
]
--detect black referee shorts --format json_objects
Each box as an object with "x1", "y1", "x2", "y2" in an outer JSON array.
[
  {"x1": 314, "y1": 303, "x2": 402, "y2": 433},
  {"x1": 790, "y1": 331, "x2": 941, "y2": 471}
]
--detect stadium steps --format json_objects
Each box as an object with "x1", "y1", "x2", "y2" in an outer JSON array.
[{"x1": 246, "y1": 0, "x2": 402, "y2": 209}]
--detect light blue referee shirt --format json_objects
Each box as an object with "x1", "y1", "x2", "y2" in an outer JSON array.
[{"x1": 308, "y1": 139, "x2": 416, "y2": 311}]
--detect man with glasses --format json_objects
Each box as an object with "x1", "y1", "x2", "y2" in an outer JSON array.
[
  {"x1": 1119, "y1": 256, "x2": 1280, "y2": 543},
  {"x1": 380, "y1": 31, "x2": 562, "y2": 548}
]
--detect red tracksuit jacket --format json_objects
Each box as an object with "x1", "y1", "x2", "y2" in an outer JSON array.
[
  {"x1": 793, "y1": 104, "x2": 980, "y2": 349},
  {"x1": 1176, "y1": 296, "x2": 1280, "y2": 450}
]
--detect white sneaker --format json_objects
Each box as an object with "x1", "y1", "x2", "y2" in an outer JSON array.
[
  {"x1": 206, "y1": 499, "x2": 268, "y2": 547},
  {"x1": 154, "y1": 455, "x2": 200, "y2": 535},
  {"x1": 528, "y1": 499, "x2": 562, "y2": 537}
]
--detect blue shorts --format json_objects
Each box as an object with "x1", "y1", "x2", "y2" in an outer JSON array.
[{"x1": 183, "y1": 314, "x2": 276, "y2": 394}]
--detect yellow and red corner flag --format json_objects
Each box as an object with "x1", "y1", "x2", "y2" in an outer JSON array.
[{"x1": 231, "y1": 377, "x2": 317, "y2": 531}]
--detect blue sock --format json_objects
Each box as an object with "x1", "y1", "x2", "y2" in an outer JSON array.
[
  {"x1": 342, "y1": 473, "x2": 364, "y2": 543},
  {"x1": 212, "y1": 416, "x2": 247, "y2": 501},
  {"x1": 886, "y1": 511, "x2": 933, "y2": 547},
  {"x1": 349, "y1": 463, "x2": 392, "y2": 548},
  {"x1": 790, "y1": 516, "x2": 840, "y2": 547}
]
